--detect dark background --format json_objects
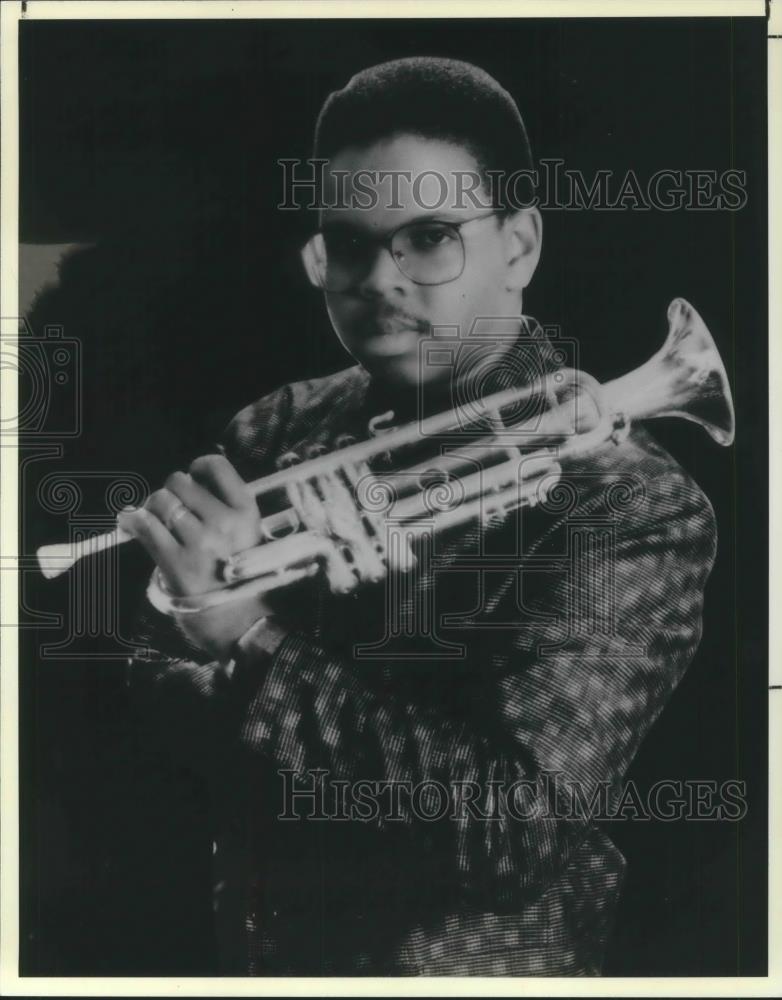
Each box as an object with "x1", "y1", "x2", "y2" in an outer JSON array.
[{"x1": 18, "y1": 17, "x2": 767, "y2": 976}]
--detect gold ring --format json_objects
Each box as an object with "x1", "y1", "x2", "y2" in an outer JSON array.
[{"x1": 165, "y1": 501, "x2": 190, "y2": 530}]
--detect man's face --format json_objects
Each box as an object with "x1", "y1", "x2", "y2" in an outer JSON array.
[{"x1": 315, "y1": 134, "x2": 541, "y2": 388}]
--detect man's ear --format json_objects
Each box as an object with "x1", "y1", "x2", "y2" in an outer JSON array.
[{"x1": 503, "y1": 207, "x2": 542, "y2": 291}]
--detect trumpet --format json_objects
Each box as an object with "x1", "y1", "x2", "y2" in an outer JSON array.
[{"x1": 37, "y1": 298, "x2": 735, "y2": 612}]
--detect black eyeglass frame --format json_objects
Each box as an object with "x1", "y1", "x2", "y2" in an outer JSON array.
[{"x1": 301, "y1": 209, "x2": 505, "y2": 292}]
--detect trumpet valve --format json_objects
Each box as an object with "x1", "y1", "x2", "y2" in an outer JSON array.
[
  {"x1": 609, "y1": 412, "x2": 630, "y2": 446},
  {"x1": 276, "y1": 451, "x2": 301, "y2": 470},
  {"x1": 368, "y1": 410, "x2": 396, "y2": 436},
  {"x1": 523, "y1": 459, "x2": 562, "y2": 508},
  {"x1": 385, "y1": 527, "x2": 418, "y2": 575},
  {"x1": 323, "y1": 542, "x2": 361, "y2": 594},
  {"x1": 366, "y1": 413, "x2": 396, "y2": 465},
  {"x1": 481, "y1": 502, "x2": 508, "y2": 528}
]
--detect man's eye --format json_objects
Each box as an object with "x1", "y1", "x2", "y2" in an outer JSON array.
[
  {"x1": 324, "y1": 231, "x2": 365, "y2": 257},
  {"x1": 407, "y1": 226, "x2": 456, "y2": 251}
]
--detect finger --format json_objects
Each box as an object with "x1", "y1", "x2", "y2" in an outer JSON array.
[
  {"x1": 145, "y1": 487, "x2": 203, "y2": 547},
  {"x1": 117, "y1": 507, "x2": 179, "y2": 570},
  {"x1": 163, "y1": 471, "x2": 233, "y2": 529},
  {"x1": 189, "y1": 454, "x2": 254, "y2": 510}
]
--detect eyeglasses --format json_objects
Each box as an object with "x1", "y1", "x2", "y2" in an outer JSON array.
[{"x1": 301, "y1": 210, "x2": 503, "y2": 293}]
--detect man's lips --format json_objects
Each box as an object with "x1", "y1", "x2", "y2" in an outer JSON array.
[
  {"x1": 355, "y1": 313, "x2": 430, "y2": 355},
  {"x1": 366, "y1": 314, "x2": 427, "y2": 335},
  {"x1": 361, "y1": 330, "x2": 420, "y2": 357}
]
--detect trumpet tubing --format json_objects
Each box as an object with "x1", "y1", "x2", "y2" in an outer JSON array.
[{"x1": 37, "y1": 298, "x2": 735, "y2": 605}]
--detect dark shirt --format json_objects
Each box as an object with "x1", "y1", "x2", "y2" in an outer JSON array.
[{"x1": 129, "y1": 324, "x2": 717, "y2": 975}]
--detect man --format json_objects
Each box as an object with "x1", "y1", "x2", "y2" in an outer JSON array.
[{"x1": 120, "y1": 58, "x2": 717, "y2": 975}]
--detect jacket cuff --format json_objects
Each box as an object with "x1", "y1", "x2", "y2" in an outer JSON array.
[{"x1": 226, "y1": 615, "x2": 289, "y2": 699}]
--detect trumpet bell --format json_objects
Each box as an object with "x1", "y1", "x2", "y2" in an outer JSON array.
[
  {"x1": 34, "y1": 296, "x2": 736, "y2": 588},
  {"x1": 602, "y1": 297, "x2": 735, "y2": 446}
]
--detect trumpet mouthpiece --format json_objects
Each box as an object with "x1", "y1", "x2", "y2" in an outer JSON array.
[
  {"x1": 36, "y1": 543, "x2": 80, "y2": 579},
  {"x1": 36, "y1": 527, "x2": 133, "y2": 580}
]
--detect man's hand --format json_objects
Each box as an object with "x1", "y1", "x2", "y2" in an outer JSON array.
[
  {"x1": 118, "y1": 454, "x2": 280, "y2": 661},
  {"x1": 118, "y1": 454, "x2": 262, "y2": 597}
]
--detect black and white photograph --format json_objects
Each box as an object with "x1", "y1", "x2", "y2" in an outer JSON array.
[{"x1": 0, "y1": 0, "x2": 775, "y2": 990}]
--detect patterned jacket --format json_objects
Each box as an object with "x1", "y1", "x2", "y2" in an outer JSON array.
[{"x1": 129, "y1": 327, "x2": 718, "y2": 976}]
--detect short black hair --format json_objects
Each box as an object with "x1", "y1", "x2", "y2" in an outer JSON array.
[{"x1": 313, "y1": 56, "x2": 534, "y2": 211}]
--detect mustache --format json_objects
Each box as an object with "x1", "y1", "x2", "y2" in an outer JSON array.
[{"x1": 359, "y1": 305, "x2": 430, "y2": 333}]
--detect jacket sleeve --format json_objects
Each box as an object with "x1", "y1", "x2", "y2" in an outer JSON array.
[
  {"x1": 230, "y1": 465, "x2": 718, "y2": 904},
  {"x1": 124, "y1": 383, "x2": 293, "y2": 775}
]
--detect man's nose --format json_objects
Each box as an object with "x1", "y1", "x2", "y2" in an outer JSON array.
[{"x1": 356, "y1": 244, "x2": 408, "y2": 297}]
